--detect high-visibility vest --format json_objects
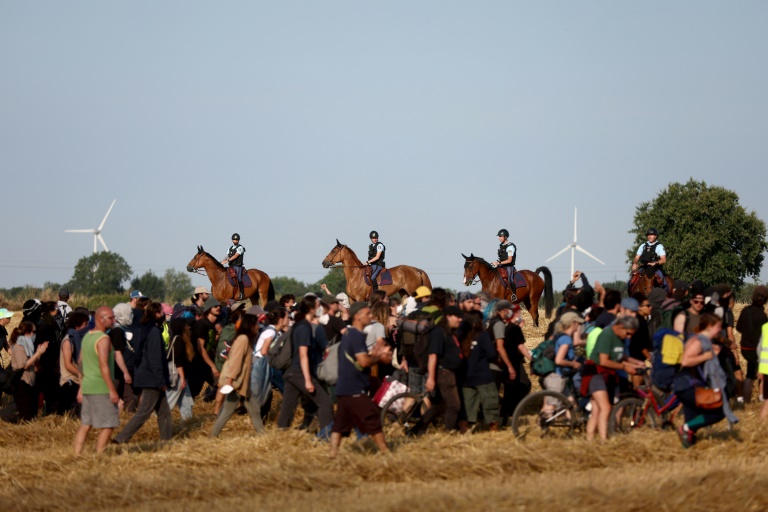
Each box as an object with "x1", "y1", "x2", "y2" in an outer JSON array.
[{"x1": 759, "y1": 323, "x2": 768, "y2": 375}]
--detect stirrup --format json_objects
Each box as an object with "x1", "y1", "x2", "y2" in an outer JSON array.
[{"x1": 510, "y1": 293, "x2": 517, "y2": 302}]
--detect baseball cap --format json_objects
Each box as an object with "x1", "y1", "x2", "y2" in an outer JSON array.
[
  {"x1": 321, "y1": 295, "x2": 341, "y2": 305},
  {"x1": 247, "y1": 305, "x2": 266, "y2": 316},
  {"x1": 194, "y1": 286, "x2": 210, "y2": 295},
  {"x1": 348, "y1": 301, "x2": 370, "y2": 319},
  {"x1": 414, "y1": 286, "x2": 432, "y2": 300},
  {"x1": 495, "y1": 300, "x2": 514, "y2": 312},
  {"x1": 59, "y1": 288, "x2": 70, "y2": 299},
  {"x1": 558, "y1": 311, "x2": 586, "y2": 327},
  {"x1": 0, "y1": 308, "x2": 14, "y2": 319},
  {"x1": 130, "y1": 290, "x2": 147, "y2": 300},
  {"x1": 457, "y1": 291, "x2": 476, "y2": 303},
  {"x1": 203, "y1": 296, "x2": 221, "y2": 310},
  {"x1": 620, "y1": 297, "x2": 639, "y2": 312}
]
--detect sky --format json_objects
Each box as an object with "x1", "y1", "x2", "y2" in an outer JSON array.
[{"x1": 1, "y1": 1, "x2": 767, "y2": 295}]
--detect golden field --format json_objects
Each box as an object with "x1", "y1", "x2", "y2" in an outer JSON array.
[{"x1": 1, "y1": 304, "x2": 767, "y2": 511}]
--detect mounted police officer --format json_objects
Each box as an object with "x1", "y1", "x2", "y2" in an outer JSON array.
[
  {"x1": 221, "y1": 233, "x2": 246, "y2": 300},
  {"x1": 492, "y1": 228, "x2": 517, "y2": 301},
  {"x1": 362, "y1": 230, "x2": 386, "y2": 294},
  {"x1": 632, "y1": 228, "x2": 667, "y2": 289}
]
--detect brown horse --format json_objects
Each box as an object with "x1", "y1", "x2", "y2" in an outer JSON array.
[
  {"x1": 186, "y1": 246, "x2": 275, "y2": 306},
  {"x1": 321, "y1": 240, "x2": 432, "y2": 303},
  {"x1": 629, "y1": 266, "x2": 674, "y2": 298},
  {"x1": 462, "y1": 253, "x2": 554, "y2": 327}
]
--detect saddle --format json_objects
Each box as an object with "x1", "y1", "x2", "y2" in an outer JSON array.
[
  {"x1": 226, "y1": 268, "x2": 252, "y2": 288},
  {"x1": 363, "y1": 268, "x2": 393, "y2": 286},
  {"x1": 497, "y1": 267, "x2": 526, "y2": 290}
]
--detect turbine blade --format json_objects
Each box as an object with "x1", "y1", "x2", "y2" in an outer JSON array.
[
  {"x1": 65, "y1": 229, "x2": 96, "y2": 233},
  {"x1": 575, "y1": 245, "x2": 606, "y2": 265},
  {"x1": 98, "y1": 234, "x2": 109, "y2": 252},
  {"x1": 98, "y1": 199, "x2": 116, "y2": 232},
  {"x1": 546, "y1": 245, "x2": 572, "y2": 262}
]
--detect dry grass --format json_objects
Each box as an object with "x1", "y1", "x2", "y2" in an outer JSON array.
[{"x1": 2, "y1": 305, "x2": 766, "y2": 511}]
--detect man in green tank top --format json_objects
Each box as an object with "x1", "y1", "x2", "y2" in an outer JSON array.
[{"x1": 74, "y1": 306, "x2": 119, "y2": 455}]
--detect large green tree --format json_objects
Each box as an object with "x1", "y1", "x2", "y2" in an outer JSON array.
[
  {"x1": 628, "y1": 179, "x2": 766, "y2": 289},
  {"x1": 67, "y1": 252, "x2": 132, "y2": 295},
  {"x1": 131, "y1": 270, "x2": 164, "y2": 299},
  {"x1": 163, "y1": 268, "x2": 194, "y2": 303}
]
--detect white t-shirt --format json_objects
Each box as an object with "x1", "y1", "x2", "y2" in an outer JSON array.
[
  {"x1": 253, "y1": 326, "x2": 277, "y2": 358},
  {"x1": 364, "y1": 321, "x2": 386, "y2": 350}
]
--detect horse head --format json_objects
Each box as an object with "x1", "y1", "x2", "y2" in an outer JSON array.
[
  {"x1": 322, "y1": 241, "x2": 345, "y2": 269},
  {"x1": 462, "y1": 253, "x2": 479, "y2": 286},
  {"x1": 187, "y1": 246, "x2": 206, "y2": 272}
]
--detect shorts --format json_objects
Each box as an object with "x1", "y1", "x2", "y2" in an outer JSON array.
[
  {"x1": 81, "y1": 394, "x2": 119, "y2": 429},
  {"x1": 332, "y1": 395, "x2": 382, "y2": 436},
  {"x1": 588, "y1": 374, "x2": 607, "y2": 395}
]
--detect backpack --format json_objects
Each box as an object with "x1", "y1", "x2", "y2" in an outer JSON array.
[
  {"x1": 317, "y1": 339, "x2": 341, "y2": 385},
  {"x1": 530, "y1": 334, "x2": 559, "y2": 377},
  {"x1": 267, "y1": 326, "x2": 294, "y2": 371},
  {"x1": 396, "y1": 310, "x2": 434, "y2": 370},
  {"x1": 650, "y1": 328, "x2": 685, "y2": 392}
]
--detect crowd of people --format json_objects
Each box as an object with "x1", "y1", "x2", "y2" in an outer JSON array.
[{"x1": 1, "y1": 272, "x2": 767, "y2": 455}]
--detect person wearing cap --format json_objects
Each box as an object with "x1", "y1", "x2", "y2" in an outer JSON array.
[
  {"x1": 631, "y1": 228, "x2": 668, "y2": 291},
  {"x1": 329, "y1": 302, "x2": 392, "y2": 459},
  {"x1": 221, "y1": 233, "x2": 246, "y2": 300},
  {"x1": 543, "y1": 312, "x2": 586, "y2": 405},
  {"x1": 362, "y1": 230, "x2": 386, "y2": 296},
  {"x1": 414, "y1": 305, "x2": 465, "y2": 433},
  {"x1": 191, "y1": 286, "x2": 211, "y2": 309},
  {"x1": 130, "y1": 290, "x2": 150, "y2": 326},
  {"x1": 189, "y1": 296, "x2": 222, "y2": 399},
  {"x1": 457, "y1": 292, "x2": 476, "y2": 313},
  {"x1": 586, "y1": 315, "x2": 644, "y2": 441},
  {"x1": 492, "y1": 228, "x2": 518, "y2": 301},
  {"x1": 674, "y1": 290, "x2": 705, "y2": 335},
  {"x1": 57, "y1": 288, "x2": 72, "y2": 323},
  {"x1": 413, "y1": 285, "x2": 432, "y2": 311}
]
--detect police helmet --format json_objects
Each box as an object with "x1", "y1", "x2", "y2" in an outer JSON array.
[
  {"x1": 232, "y1": 233, "x2": 240, "y2": 241},
  {"x1": 646, "y1": 228, "x2": 659, "y2": 236},
  {"x1": 497, "y1": 229, "x2": 509, "y2": 238},
  {"x1": 369, "y1": 230, "x2": 379, "y2": 239}
]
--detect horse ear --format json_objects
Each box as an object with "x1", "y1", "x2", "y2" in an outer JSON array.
[
  {"x1": 470, "y1": 253, "x2": 475, "y2": 258},
  {"x1": 197, "y1": 245, "x2": 201, "y2": 253},
  {"x1": 461, "y1": 253, "x2": 468, "y2": 260},
  {"x1": 336, "y1": 238, "x2": 341, "y2": 246}
]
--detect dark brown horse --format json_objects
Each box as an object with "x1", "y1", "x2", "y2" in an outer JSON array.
[
  {"x1": 462, "y1": 253, "x2": 554, "y2": 327},
  {"x1": 186, "y1": 246, "x2": 275, "y2": 306},
  {"x1": 628, "y1": 266, "x2": 674, "y2": 298},
  {"x1": 321, "y1": 240, "x2": 432, "y2": 303}
]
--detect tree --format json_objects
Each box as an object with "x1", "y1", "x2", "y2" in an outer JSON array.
[
  {"x1": 163, "y1": 268, "x2": 194, "y2": 303},
  {"x1": 131, "y1": 270, "x2": 164, "y2": 300},
  {"x1": 310, "y1": 267, "x2": 347, "y2": 296},
  {"x1": 271, "y1": 276, "x2": 311, "y2": 298},
  {"x1": 628, "y1": 179, "x2": 767, "y2": 289},
  {"x1": 67, "y1": 252, "x2": 132, "y2": 295}
]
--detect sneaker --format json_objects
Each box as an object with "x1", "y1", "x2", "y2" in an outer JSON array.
[{"x1": 677, "y1": 425, "x2": 695, "y2": 449}]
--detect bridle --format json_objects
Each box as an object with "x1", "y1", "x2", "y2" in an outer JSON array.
[
  {"x1": 189, "y1": 252, "x2": 209, "y2": 277},
  {"x1": 327, "y1": 244, "x2": 366, "y2": 269},
  {"x1": 464, "y1": 260, "x2": 480, "y2": 286}
]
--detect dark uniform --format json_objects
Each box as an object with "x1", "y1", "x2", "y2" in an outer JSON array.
[
  {"x1": 366, "y1": 230, "x2": 386, "y2": 293},
  {"x1": 498, "y1": 241, "x2": 517, "y2": 299},
  {"x1": 226, "y1": 233, "x2": 246, "y2": 300}
]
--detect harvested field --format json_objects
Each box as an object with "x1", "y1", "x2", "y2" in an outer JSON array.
[{"x1": 1, "y1": 304, "x2": 766, "y2": 511}]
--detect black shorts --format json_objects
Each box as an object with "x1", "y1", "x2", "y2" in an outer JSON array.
[{"x1": 332, "y1": 395, "x2": 383, "y2": 436}]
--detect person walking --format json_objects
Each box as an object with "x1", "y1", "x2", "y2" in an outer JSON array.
[
  {"x1": 460, "y1": 310, "x2": 500, "y2": 431},
  {"x1": 736, "y1": 285, "x2": 768, "y2": 403},
  {"x1": 114, "y1": 302, "x2": 173, "y2": 444},
  {"x1": 74, "y1": 307, "x2": 119, "y2": 455},
  {"x1": 10, "y1": 321, "x2": 49, "y2": 421},
  {"x1": 165, "y1": 318, "x2": 195, "y2": 421}
]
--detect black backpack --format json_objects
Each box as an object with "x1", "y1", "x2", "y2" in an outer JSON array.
[
  {"x1": 396, "y1": 310, "x2": 434, "y2": 371},
  {"x1": 267, "y1": 326, "x2": 294, "y2": 371}
]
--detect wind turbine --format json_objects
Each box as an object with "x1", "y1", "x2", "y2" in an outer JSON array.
[
  {"x1": 65, "y1": 199, "x2": 116, "y2": 253},
  {"x1": 546, "y1": 207, "x2": 606, "y2": 277}
]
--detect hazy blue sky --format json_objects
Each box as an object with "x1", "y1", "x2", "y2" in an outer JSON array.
[{"x1": 2, "y1": 1, "x2": 766, "y2": 294}]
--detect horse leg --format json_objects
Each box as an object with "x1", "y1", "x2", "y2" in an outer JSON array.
[{"x1": 523, "y1": 292, "x2": 539, "y2": 328}]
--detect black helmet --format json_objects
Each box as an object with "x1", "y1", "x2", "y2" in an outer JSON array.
[
  {"x1": 497, "y1": 229, "x2": 509, "y2": 238},
  {"x1": 231, "y1": 233, "x2": 240, "y2": 240},
  {"x1": 646, "y1": 228, "x2": 659, "y2": 236},
  {"x1": 369, "y1": 230, "x2": 379, "y2": 239}
]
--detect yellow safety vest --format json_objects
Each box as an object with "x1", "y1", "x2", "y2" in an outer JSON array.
[{"x1": 759, "y1": 323, "x2": 768, "y2": 375}]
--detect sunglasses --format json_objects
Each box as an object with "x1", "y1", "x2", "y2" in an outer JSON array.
[{"x1": 691, "y1": 299, "x2": 704, "y2": 304}]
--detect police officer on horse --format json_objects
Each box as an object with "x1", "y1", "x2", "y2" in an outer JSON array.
[
  {"x1": 492, "y1": 228, "x2": 517, "y2": 301},
  {"x1": 362, "y1": 230, "x2": 386, "y2": 294},
  {"x1": 632, "y1": 228, "x2": 667, "y2": 291},
  {"x1": 221, "y1": 233, "x2": 246, "y2": 300}
]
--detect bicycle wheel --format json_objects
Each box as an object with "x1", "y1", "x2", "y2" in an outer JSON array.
[
  {"x1": 379, "y1": 392, "x2": 429, "y2": 438},
  {"x1": 511, "y1": 390, "x2": 576, "y2": 439},
  {"x1": 609, "y1": 397, "x2": 657, "y2": 435}
]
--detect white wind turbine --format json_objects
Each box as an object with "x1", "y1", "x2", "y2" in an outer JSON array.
[
  {"x1": 65, "y1": 199, "x2": 116, "y2": 253},
  {"x1": 546, "y1": 208, "x2": 606, "y2": 277}
]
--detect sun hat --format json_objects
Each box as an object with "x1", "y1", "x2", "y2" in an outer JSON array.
[
  {"x1": 414, "y1": 286, "x2": 432, "y2": 300},
  {"x1": 0, "y1": 308, "x2": 14, "y2": 320},
  {"x1": 194, "y1": 286, "x2": 210, "y2": 295},
  {"x1": 23, "y1": 299, "x2": 41, "y2": 316},
  {"x1": 558, "y1": 311, "x2": 586, "y2": 327}
]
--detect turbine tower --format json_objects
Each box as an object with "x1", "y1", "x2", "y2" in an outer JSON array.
[
  {"x1": 546, "y1": 207, "x2": 606, "y2": 277},
  {"x1": 65, "y1": 199, "x2": 116, "y2": 253}
]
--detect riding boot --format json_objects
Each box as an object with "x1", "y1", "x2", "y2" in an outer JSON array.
[
  {"x1": 237, "y1": 282, "x2": 244, "y2": 301},
  {"x1": 510, "y1": 282, "x2": 517, "y2": 302}
]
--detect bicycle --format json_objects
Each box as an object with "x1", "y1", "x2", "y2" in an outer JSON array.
[
  {"x1": 511, "y1": 375, "x2": 588, "y2": 439},
  {"x1": 609, "y1": 367, "x2": 681, "y2": 435},
  {"x1": 379, "y1": 391, "x2": 432, "y2": 438}
]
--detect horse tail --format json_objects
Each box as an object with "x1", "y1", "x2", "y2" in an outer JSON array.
[
  {"x1": 268, "y1": 279, "x2": 275, "y2": 301},
  {"x1": 535, "y1": 266, "x2": 554, "y2": 319}
]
